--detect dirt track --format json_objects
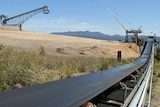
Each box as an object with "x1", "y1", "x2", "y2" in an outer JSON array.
[{"x1": 0, "y1": 30, "x2": 140, "y2": 58}]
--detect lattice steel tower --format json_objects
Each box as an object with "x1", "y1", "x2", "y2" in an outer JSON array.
[{"x1": 0, "y1": 6, "x2": 49, "y2": 30}]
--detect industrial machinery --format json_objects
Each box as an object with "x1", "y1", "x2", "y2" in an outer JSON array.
[
  {"x1": 0, "y1": 38, "x2": 154, "y2": 107},
  {"x1": 0, "y1": 6, "x2": 49, "y2": 30},
  {"x1": 108, "y1": 8, "x2": 143, "y2": 45}
]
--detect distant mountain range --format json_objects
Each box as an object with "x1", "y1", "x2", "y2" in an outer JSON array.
[
  {"x1": 51, "y1": 31, "x2": 125, "y2": 41},
  {"x1": 51, "y1": 31, "x2": 160, "y2": 42}
]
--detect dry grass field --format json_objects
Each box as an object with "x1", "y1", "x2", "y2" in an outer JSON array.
[
  {"x1": 0, "y1": 29, "x2": 140, "y2": 90},
  {"x1": 0, "y1": 30, "x2": 140, "y2": 58},
  {"x1": 0, "y1": 29, "x2": 159, "y2": 106}
]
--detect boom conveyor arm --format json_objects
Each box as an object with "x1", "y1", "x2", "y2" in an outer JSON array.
[
  {"x1": 108, "y1": 8, "x2": 126, "y2": 31},
  {"x1": 108, "y1": 8, "x2": 143, "y2": 44},
  {"x1": 1, "y1": 6, "x2": 49, "y2": 30}
]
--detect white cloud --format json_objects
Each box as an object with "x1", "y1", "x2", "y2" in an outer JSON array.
[
  {"x1": 79, "y1": 22, "x2": 88, "y2": 25},
  {"x1": 23, "y1": 18, "x2": 105, "y2": 33},
  {"x1": 22, "y1": 18, "x2": 129, "y2": 35}
]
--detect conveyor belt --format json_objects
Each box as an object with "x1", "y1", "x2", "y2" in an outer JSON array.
[{"x1": 0, "y1": 39, "x2": 153, "y2": 107}]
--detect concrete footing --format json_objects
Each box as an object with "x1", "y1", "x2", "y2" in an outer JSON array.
[{"x1": 0, "y1": 24, "x2": 21, "y2": 30}]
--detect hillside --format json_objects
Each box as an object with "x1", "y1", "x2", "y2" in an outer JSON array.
[
  {"x1": 0, "y1": 30, "x2": 140, "y2": 58},
  {"x1": 52, "y1": 31, "x2": 160, "y2": 42},
  {"x1": 52, "y1": 31, "x2": 125, "y2": 41}
]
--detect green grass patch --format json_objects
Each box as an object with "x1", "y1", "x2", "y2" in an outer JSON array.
[{"x1": 0, "y1": 44, "x2": 136, "y2": 91}]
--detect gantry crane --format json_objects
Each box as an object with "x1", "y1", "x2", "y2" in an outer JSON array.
[
  {"x1": 108, "y1": 8, "x2": 143, "y2": 45},
  {"x1": 0, "y1": 6, "x2": 49, "y2": 30}
]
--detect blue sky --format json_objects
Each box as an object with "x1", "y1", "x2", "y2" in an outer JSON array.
[{"x1": 0, "y1": 0, "x2": 160, "y2": 36}]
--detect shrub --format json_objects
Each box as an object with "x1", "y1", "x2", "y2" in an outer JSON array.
[{"x1": 0, "y1": 45, "x2": 137, "y2": 91}]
